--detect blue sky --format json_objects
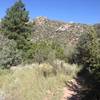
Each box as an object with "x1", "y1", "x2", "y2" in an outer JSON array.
[{"x1": 0, "y1": 0, "x2": 100, "y2": 24}]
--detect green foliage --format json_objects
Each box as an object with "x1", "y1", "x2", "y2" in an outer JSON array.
[
  {"x1": 51, "y1": 42, "x2": 65, "y2": 60},
  {"x1": 94, "y1": 23, "x2": 100, "y2": 38},
  {"x1": 0, "y1": 0, "x2": 33, "y2": 68},
  {"x1": 75, "y1": 28, "x2": 100, "y2": 100},
  {"x1": 1, "y1": 0, "x2": 31, "y2": 50},
  {"x1": 0, "y1": 35, "x2": 22, "y2": 68},
  {"x1": 23, "y1": 40, "x2": 66, "y2": 64},
  {"x1": 75, "y1": 28, "x2": 99, "y2": 70}
]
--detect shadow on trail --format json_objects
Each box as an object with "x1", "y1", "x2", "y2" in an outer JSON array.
[{"x1": 65, "y1": 77, "x2": 85, "y2": 100}]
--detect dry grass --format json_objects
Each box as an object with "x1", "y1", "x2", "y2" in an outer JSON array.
[{"x1": 0, "y1": 62, "x2": 79, "y2": 100}]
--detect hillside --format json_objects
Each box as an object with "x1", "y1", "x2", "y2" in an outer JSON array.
[
  {"x1": 30, "y1": 16, "x2": 92, "y2": 46},
  {"x1": 0, "y1": 16, "x2": 94, "y2": 47},
  {"x1": 0, "y1": 16, "x2": 96, "y2": 67}
]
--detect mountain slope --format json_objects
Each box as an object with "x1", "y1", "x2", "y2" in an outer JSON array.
[{"x1": 30, "y1": 16, "x2": 92, "y2": 46}]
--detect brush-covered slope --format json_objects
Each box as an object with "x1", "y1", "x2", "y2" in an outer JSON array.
[{"x1": 30, "y1": 16, "x2": 92, "y2": 46}]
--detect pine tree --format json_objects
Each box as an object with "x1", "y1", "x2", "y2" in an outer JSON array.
[{"x1": 1, "y1": 0, "x2": 31, "y2": 49}]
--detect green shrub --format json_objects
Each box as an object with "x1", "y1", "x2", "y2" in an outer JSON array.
[
  {"x1": 75, "y1": 28, "x2": 100, "y2": 100},
  {"x1": 23, "y1": 40, "x2": 66, "y2": 64},
  {"x1": 75, "y1": 28, "x2": 99, "y2": 70},
  {"x1": 0, "y1": 35, "x2": 22, "y2": 68}
]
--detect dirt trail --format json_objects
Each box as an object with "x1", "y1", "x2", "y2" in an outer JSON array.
[{"x1": 61, "y1": 77, "x2": 83, "y2": 100}]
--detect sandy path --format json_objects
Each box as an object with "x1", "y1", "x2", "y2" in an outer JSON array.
[{"x1": 61, "y1": 77, "x2": 83, "y2": 100}]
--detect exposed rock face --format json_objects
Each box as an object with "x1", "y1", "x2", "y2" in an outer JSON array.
[
  {"x1": 35, "y1": 16, "x2": 48, "y2": 25},
  {"x1": 56, "y1": 24, "x2": 72, "y2": 31},
  {"x1": 56, "y1": 23, "x2": 84, "y2": 33}
]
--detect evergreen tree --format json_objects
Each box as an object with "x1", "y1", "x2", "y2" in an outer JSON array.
[{"x1": 1, "y1": 0, "x2": 31, "y2": 49}]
